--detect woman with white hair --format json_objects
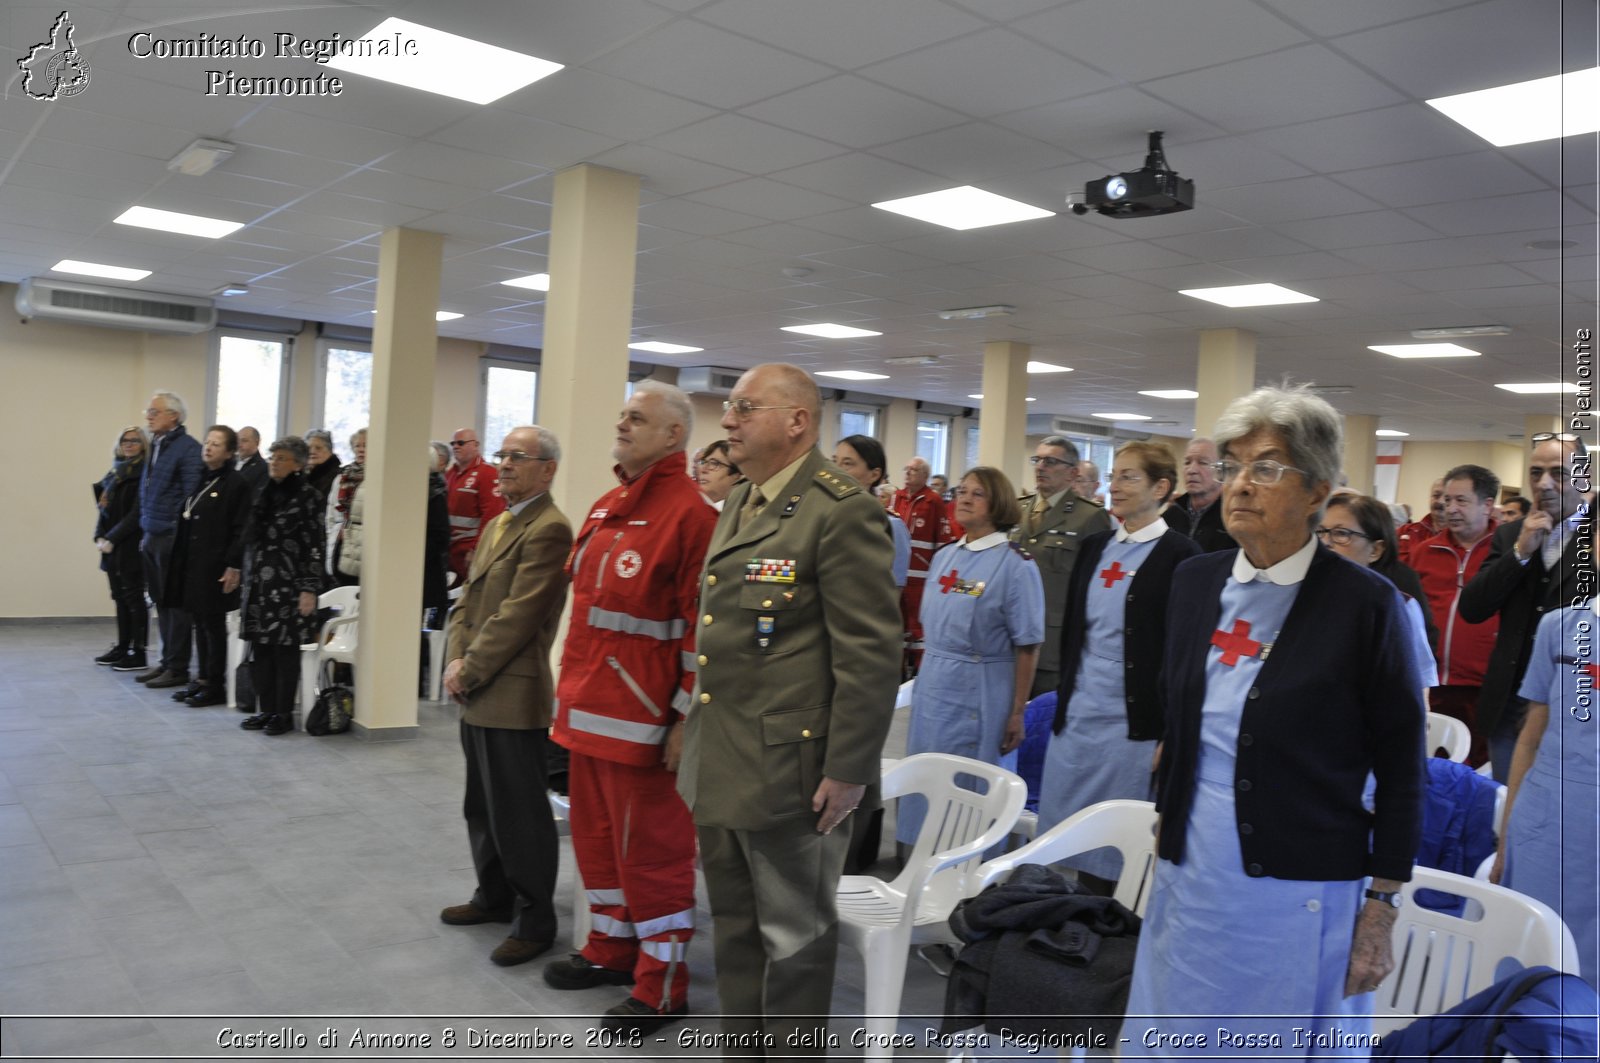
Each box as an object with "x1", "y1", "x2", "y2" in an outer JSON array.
[{"x1": 1126, "y1": 385, "x2": 1425, "y2": 1054}]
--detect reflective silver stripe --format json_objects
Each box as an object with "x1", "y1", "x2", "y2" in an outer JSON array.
[
  {"x1": 671, "y1": 687, "x2": 691, "y2": 713},
  {"x1": 592, "y1": 913, "x2": 635, "y2": 938},
  {"x1": 566, "y1": 708, "x2": 670, "y2": 746},
  {"x1": 681, "y1": 650, "x2": 698, "y2": 673},
  {"x1": 635, "y1": 909, "x2": 695, "y2": 939},
  {"x1": 448, "y1": 515, "x2": 480, "y2": 528},
  {"x1": 607, "y1": 656, "x2": 663, "y2": 718},
  {"x1": 642, "y1": 939, "x2": 687, "y2": 962},
  {"x1": 586, "y1": 888, "x2": 625, "y2": 906},
  {"x1": 908, "y1": 538, "x2": 936, "y2": 549},
  {"x1": 587, "y1": 607, "x2": 686, "y2": 641}
]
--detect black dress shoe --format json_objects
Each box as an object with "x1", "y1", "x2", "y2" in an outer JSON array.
[
  {"x1": 110, "y1": 651, "x2": 148, "y2": 672},
  {"x1": 132, "y1": 664, "x2": 165, "y2": 682},
  {"x1": 185, "y1": 688, "x2": 226, "y2": 708},
  {"x1": 601, "y1": 996, "x2": 688, "y2": 1034},
  {"x1": 172, "y1": 683, "x2": 202, "y2": 702},
  {"x1": 543, "y1": 953, "x2": 635, "y2": 990},
  {"x1": 94, "y1": 644, "x2": 126, "y2": 665},
  {"x1": 146, "y1": 672, "x2": 190, "y2": 689},
  {"x1": 241, "y1": 713, "x2": 271, "y2": 730},
  {"x1": 263, "y1": 714, "x2": 292, "y2": 736}
]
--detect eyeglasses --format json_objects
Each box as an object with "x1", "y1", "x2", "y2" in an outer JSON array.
[
  {"x1": 1029, "y1": 455, "x2": 1073, "y2": 468},
  {"x1": 144, "y1": 407, "x2": 174, "y2": 418},
  {"x1": 1315, "y1": 526, "x2": 1373, "y2": 546},
  {"x1": 1214, "y1": 459, "x2": 1308, "y2": 485},
  {"x1": 1109, "y1": 471, "x2": 1147, "y2": 486},
  {"x1": 119, "y1": 436, "x2": 142, "y2": 445},
  {"x1": 492, "y1": 450, "x2": 552, "y2": 464},
  {"x1": 1531, "y1": 433, "x2": 1579, "y2": 444},
  {"x1": 449, "y1": 439, "x2": 476, "y2": 447},
  {"x1": 697, "y1": 459, "x2": 731, "y2": 473},
  {"x1": 722, "y1": 399, "x2": 798, "y2": 420}
]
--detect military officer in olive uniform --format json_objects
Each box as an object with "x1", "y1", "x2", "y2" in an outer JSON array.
[
  {"x1": 1012, "y1": 435, "x2": 1113, "y2": 697},
  {"x1": 677, "y1": 363, "x2": 901, "y2": 1052}
]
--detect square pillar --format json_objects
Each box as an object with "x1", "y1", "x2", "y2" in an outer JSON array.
[
  {"x1": 1194, "y1": 328, "x2": 1256, "y2": 439},
  {"x1": 978, "y1": 341, "x2": 1030, "y2": 480},
  {"x1": 1343, "y1": 414, "x2": 1377, "y2": 494}
]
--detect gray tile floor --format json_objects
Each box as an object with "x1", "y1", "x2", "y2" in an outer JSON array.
[{"x1": 0, "y1": 621, "x2": 959, "y2": 1061}]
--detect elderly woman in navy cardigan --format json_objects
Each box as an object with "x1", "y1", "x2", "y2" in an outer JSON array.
[
  {"x1": 1036, "y1": 440, "x2": 1198, "y2": 893},
  {"x1": 1126, "y1": 386, "x2": 1425, "y2": 1056}
]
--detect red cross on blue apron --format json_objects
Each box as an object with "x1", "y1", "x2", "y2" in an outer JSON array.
[{"x1": 1211, "y1": 619, "x2": 1264, "y2": 666}]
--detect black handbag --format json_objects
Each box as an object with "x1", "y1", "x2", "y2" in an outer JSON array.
[
  {"x1": 234, "y1": 645, "x2": 256, "y2": 711},
  {"x1": 305, "y1": 660, "x2": 353, "y2": 736}
]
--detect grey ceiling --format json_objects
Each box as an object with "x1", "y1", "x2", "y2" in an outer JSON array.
[{"x1": 2, "y1": 0, "x2": 1595, "y2": 440}]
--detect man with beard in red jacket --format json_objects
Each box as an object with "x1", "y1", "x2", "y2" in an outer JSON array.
[{"x1": 542, "y1": 380, "x2": 716, "y2": 1035}]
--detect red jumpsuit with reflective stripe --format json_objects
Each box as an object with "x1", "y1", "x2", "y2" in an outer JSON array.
[
  {"x1": 552, "y1": 451, "x2": 716, "y2": 1012},
  {"x1": 445, "y1": 456, "x2": 506, "y2": 584},
  {"x1": 893, "y1": 485, "x2": 951, "y2": 672}
]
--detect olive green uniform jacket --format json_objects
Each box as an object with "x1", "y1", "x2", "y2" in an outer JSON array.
[
  {"x1": 677, "y1": 448, "x2": 902, "y2": 831},
  {"x1": 1010, "y1": 490, "x2": 1112, "y2": 682}
]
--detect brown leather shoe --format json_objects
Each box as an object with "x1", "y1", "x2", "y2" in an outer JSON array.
[
  {"x1": 439, "y1": 902, "x2": 512, "y2": 926},
  {"x1": 490, "y1": 936, "x2": 552, "y2": 967}
]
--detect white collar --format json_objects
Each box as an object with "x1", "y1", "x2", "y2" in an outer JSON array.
[
  {"x1": 1115, "y1": 516, "x2": 1168, "y2": 544},
  {"x1": 961, "y1": 531, "x2": 1009, "y2": 552},
  {"x1": 1231, "y1": 535, "x2": 1317, "y2": 585}
]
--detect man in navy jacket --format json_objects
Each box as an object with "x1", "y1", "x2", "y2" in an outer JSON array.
[{"x1": 133, "y1": 391, "x2": 203, "y2": 687}]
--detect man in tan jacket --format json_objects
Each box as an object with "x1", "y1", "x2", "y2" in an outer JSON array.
[
  {"x1": 440, "y1": 425, "x2": 572, "y2": 967},
  {"x1": 677, "y1": 364, "x2": 901, "y2": 1047}
]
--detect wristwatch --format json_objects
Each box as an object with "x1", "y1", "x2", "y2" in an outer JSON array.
[{"x1": 1364, "y1": 888, "x2": 1402, "y2": 909}]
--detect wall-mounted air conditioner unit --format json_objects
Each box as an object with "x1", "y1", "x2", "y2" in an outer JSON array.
[
  {"x1": 15, "y1": 277, "x2": 217, "y2": 335},
  {"x1": 677, "y1": 366, "x2": 744, "y2": 397},
  {"x1": 1027, "y1": 414, "x2": 1115, "y2": 439}
]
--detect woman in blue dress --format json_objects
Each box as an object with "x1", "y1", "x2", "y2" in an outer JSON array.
[
  {"x1": 898, "y1": 465, "x2": 1044, "y2": 845},
  {"x1": 1036, "y1": 441, "x2": 1198, "y2": 890},
  {"x1": 1126, "y1": 386, "x2": 1426, "y2": 1057},
  {"x1": 1492, "y1": 601, "x2": 1600, "y2": 987}
]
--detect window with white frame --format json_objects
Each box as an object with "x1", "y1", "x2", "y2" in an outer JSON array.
[
  {"x1": 916, "y1": 415, "x2": 952, "y2": 477},
  {"x1": 482, "y1": 359, "x2": 538, "y2": 454},
  {"x1": 965, "y1": 423, "x2": 981, "y2": 472},
  {"x1": 213, "y1": 333, "x2": 289, "y2": 441},
  {"x1": 838, "y1": 403, "x2": 878, "y2": 443},
  {"x1": 318, "y1": 345, "x2": 373, "y2": 463}
]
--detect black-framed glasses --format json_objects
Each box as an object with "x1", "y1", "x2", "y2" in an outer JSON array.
[
  {"x1": 492, "y1": 450, "x2": 552, "y2": 464},
  {"x1": 449, "y1": 439, "x2": 476, "y2": 447},
  {"x1": 1214, "y1": 459, "x2": 1308, "y2": 485},
  {"x1": 722, "y1": 399, "x2": 798, "y2": 420},
  {"x1": 1315, "y1": 526, "x2": 1373, "y2": 546},
  {"x1": 697, "y1": 458, "x2": 731, "y2": 473},
  {"x1": 119, "y1": 436, "x2": 142, "y2": 445},
  {"x1": 1029, "y1": 455, "x2": 1072, "y2": 468},
  {"x1": 1531, "y1": 432, "x2": 1578, "y2": 444}
]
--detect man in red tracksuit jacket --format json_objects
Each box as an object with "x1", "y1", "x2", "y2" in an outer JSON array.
[
  {"x1": 542, "y1": 381, "x2": 717, "y2": 1034},
  {"x1": 893, "y1": 456, "x2": 952, "y2": 676}
]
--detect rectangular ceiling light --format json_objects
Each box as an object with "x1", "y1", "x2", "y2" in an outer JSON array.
[
  {"x1": 114, "y1": 205, "x2": 243, "y2": 239},
  {"x1": 51, "y1": 259, "x2": 151, "y2": 281},
  {"x1": 1375, "y1": 429, "x2": 1410, "y2": 437},
  {"x1": 629, "y1": 341, "x2": 703, "y2": 355},
  {"x1": 1496, "y1": 382, "x2": 1578, "y2": 394},
  {"x1": 1092, "y1": 412, "x2": 1152, "y2": 421},
  {"x1": 1427, "y1": 68, "x2": 1600, "y2": 147},
  {"x1": 781, "y1": 323, "x2": 882, "y2": 339},
  {"x1": 1139, "y1": 389, "x2": 1200, "y2": 399},
  {"x1": 816, "y1": 370, "x2": 889, "y2": 381},
  {"x1": 1026, "y1": 361, "x2": 1073, "y2": 374},
  {"x1": 872, "y1": 186, "x2": 1055, "y2": 230},
  {"x1": 1369, "y1": 343, "x2": 1479, "y2": 359},
  {"x1": 969, "y1": 394, "x2": 1036, "y2": 401},
  {"x1": 324, "y1": 18, "x2": 564, "y2": 105},
  {"x1": 1179, "y1": 283, "x2": 1318, "y2": 307},
  {"x1": 501, "y1": 272, "x2": 550, "y2": 291},
  {"x1": 435, "y1": 311, "x2": 464, "y2": 321}
]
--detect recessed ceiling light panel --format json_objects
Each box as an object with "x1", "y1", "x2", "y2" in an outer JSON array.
[
  {"x1": 872, "y1": 186, "x2": 1055, "y2": 231},
  {"x1": 1427, "y1": 67, "x2": 1600, "y2": 147},
  {"x1": 1179, "y1": 283, "x2": 1318, "y2": 307},
  {"x1": 1496, "y1": 382, "x2": 1578, "y2": 394},
  {"x1": 629, "y1": 341, "x2": 703, "y2": 355},
  {"x1": 780, "y1": 323, "x2": 882, "y2": 339},
  {"x1": 1375, "y1": 429, "x2": 1411, "y2": 437},
  {"x1": 501, "y1": 273, "x2": 550, "y2": 291},
  {"x1": 51, "y1": 259, "x2": 151, "y2": 282},
  {"x1": 1369, "y1": 343, "x2": 1480, "y2": 359},
  {"x1": 324, "y1": 18, "x2": 564, "y2": 105},
  {"x1": 815, "y1": 370, "x2": 889, "y2": 381},
  {"x1": 1026, "y1": 361, "x2": 1073, "y2": 374},
  {"x1": 435, "y1": 311, "x2": 463, "y2": 321},
  {"x1": 1139, "y1": 389, "x2": 1199, "y2": 400},
  {"x1": 114, "y1": 205, "x2": 243, "y2": 239},
  {"x1": 1092, "y1": 412, "x2": 1152, "y2": 421}
]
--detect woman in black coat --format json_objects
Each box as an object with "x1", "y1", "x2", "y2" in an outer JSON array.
[
  {"x1": 303, "y1": 428, "x2": 342, "y2": 505},
  {"x1": 166, "y1": 426, "x2": 252, "y2": 707},
  {"x1": 94, "y1": 426, "x2": 149, "y2": 670},
  {"x1": 423, "y1": 462, "x2": 451, "y2": 627},
  {"x1": 240, "y1": 436, "x2": 326, "y2": 736}
]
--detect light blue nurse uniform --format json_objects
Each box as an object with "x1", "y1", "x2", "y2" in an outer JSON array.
[
  {"x1": 899, "y1": 532, "x2": 1044, "y2": 844},
  {"x1": 1503, "y1": 605, "x2": 1599, "y2": 987},
  {"x1": 1125, "y1": 573, "x2": 1371, "y2": 1058}
]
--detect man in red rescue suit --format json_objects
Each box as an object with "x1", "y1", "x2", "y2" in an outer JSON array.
[
  {"x1": 542, "y1": 380, "x2": 717, "y2": 1034},
  {"x1": 893, "y1": 455, "x2": 952, "y2": 676},
  {"x1": 446, "y1": 428, "x2": 507, "y2": 584}
]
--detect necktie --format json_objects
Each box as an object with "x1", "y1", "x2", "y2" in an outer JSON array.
[
  {"x1": 478, "y1": 511, "x2": 511, "y2": 573},
  {"x1": 1028, "y1": 493, "x2": 1048, "y2": 535},
  {"x1": 740, "y1": 486, "x2": 766, "y2": 532}
]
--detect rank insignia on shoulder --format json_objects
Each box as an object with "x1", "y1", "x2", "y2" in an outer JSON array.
[
  {"x1": 745, "y1": 558, "x2": 797, "y2": 583},
  {"x1": 1008, "y1": 541, "x2": 1034, "y2": 561},
  {"x1": 815, "y1": 469, "x2": 860, "y2": 498}
]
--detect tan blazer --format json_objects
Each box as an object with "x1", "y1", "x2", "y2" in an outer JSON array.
[
  {"x1": 677, "y1": 448, "x2": 903, "y2": 831},
  {"x1": 447, "y1": 493, "x2": 572, "y2": 730},
  {"x1": 1011, "y1": 490, "x2": 1112, "y2": 677}
]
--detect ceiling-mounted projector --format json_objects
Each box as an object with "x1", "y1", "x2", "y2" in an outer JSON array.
[{"x1": 1071, "y1": 131, "x2": 1194, "y2": 218}]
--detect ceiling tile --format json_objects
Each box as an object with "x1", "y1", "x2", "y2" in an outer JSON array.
[
  {"x1": 683, "y1": 178, "x2": 855, "y2": 222},
  {"x1": 587, "y1": 19, "x2": 833, "y2": 109},
  {"x1": 496, "y1": 68, "x2": 715, "y2": 141},
  {"x1": 741, "y1": 76, "x2": 966, "y2": 150},
  {"x1": 232, "y1": 109, "x2": 412, "y2": 166},
  {"x1": 1201, "y1": 176, "x2": 1384, "y2": 225},
  {"x1": 870, "y1": 122, "x2": 1077, "y2": 185},
  {"x1": 1259, "y1": 0, "x2": 1481, "y2": 37},
  {"x1": 429, "y1": 112, "x2": 622, "y2": 170},
  {"x1": 647, "y1": 113, "x2": 844, "y2": 174},
  {"x1": 1246, "y1": 104, "x2": 1488, "y2": 174},
  {"x1": 696, "y1": 0, "x2": 985, "y2": 69},
  {"x1": 1334, "y1": 152, "x2": 1551, "y2": 210},
  {"x1": 860, "y1": 28, "x2": 1116, "y2": 118},
  {"x1": 1405, "y1": 191, "x2": 1591, "y2": 238},
  {"x1": 1141, "y1": 46, "x2": 1407, "y2": 132}
]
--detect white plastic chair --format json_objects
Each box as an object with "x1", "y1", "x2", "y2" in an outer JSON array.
[
  {"x1": 425, "y1": 625, "x2": 449, "y2": 702},
  {"x1": 973, "y1": 799, "x2": 1158, "y2": 917},
  {"x1": 296, "y1": 586, "x2": 360, "y2": 729},
  {"x1": 1426, "y1": 711, "x2": 1472, "y2": 762},
  {"x1": 546, "y1": 792, "x2": 591, "y2": 945},
  {"x1": 1375, "y1": 865, "x2": 1581, "y2": 1036},
  {"x1": 836, "y1": 753, "x2": 1027, "y2": 1061},
  {"x1": 225, "y1": 610, "x2": 243, "y2": 708}
]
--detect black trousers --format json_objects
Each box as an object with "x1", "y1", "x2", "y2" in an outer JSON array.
[
  {"x1": 250, "y1": 642, "x2": 300, "y2": 718},
  {"x1": 191, "y1": 609, "x2": 228, "y2": 688},
  {"x1": 460, "y1": 721, "x2": 558, "y2": 943},
  {"x1": 141, "y1": 531, "x2": 191, "y2": 675},
  {"x1": 106, "y1": 564, "x2": 147, "y2": 651}
]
